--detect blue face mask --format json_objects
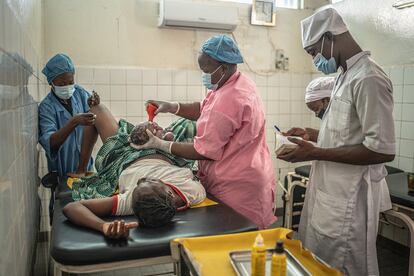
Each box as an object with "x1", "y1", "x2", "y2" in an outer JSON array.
[
  {"x1": 313, "y1": 37, "x2": 337, "y2": 75},
  {"x1": 53, "y1": 84, "x2": 75, "y2": 100},
  {"x1": 202, "y1": 65, "x2": 224, "y2": 91}
]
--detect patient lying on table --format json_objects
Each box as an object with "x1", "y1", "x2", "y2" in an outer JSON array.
[{"x1": 63, "y1": 100, "x2": 205, "y2": 239}]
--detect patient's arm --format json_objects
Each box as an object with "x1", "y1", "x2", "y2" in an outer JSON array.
[{"x1": 63, "y1": 198, "x2": 138, "y2": 238}]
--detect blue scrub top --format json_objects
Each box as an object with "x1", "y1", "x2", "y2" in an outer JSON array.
[{"x1": 38, "y1": 85, "x2": 94, "y2": 176}]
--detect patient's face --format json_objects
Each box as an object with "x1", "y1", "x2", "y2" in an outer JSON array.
[{"x1": 129, "y1": 122, "x2": 164, "y2": 145}]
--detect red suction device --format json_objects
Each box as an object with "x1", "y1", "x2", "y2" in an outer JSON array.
[{"x1": 146, "y1": 103, "x2": 157, "y2": 122}]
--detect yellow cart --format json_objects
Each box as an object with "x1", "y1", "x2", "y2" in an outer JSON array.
[{"x1": 171, "y1": 228, "x2": 342, "y2": 276}]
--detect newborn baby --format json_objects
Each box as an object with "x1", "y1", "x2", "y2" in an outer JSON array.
[{"x1": 129, "y1": 122, "x2": 174, "y2": 145}]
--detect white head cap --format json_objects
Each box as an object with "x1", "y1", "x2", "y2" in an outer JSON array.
[
  {"x1": 305, "y1": 77, "x2": 335, "y2": 103},
  {"x1": 301, "y1": 8, "x2": 348, "y2": 49}
]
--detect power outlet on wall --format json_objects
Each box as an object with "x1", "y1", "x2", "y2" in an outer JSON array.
[{"x1": 275, "y1": 49, "x2": 289, "y2": 71}]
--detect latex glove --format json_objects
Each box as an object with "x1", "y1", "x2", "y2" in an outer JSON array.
[
  {"x1": 146, "y1": 100, "x2": 179, "y2": 115},
  {"x1": 130, "y1": 129, "x2": 172, "y2": 153}
]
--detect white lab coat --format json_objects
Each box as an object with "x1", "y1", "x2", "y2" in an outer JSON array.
[{"x1": 299, "y1": 52, "x2": 396, "y2": 276}]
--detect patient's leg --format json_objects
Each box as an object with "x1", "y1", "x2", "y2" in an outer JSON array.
[
  {"x1": 89, "y1": 104, "x2": 119, "y2": 143},
  {"x1": 76, "y1": 125, "x2": 98, "y2": 175},
  {"x1": 70, "y1": 104, "x2": 120, "y2": 176}
]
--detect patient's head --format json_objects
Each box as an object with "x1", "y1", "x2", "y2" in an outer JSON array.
[
  {"x1": 131, "y1": 178, "x2": 176, "y2": 227},
  {"x1": 129, "y1": 122, "x2": 174, "y2": 145}
]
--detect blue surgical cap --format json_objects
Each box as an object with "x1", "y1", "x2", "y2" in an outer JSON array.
[
  {"x1": 42, "y1": 53, "x2": 75, "y2": 84},
  {"x1": 201, "y1": 35, "x2": 243, "y2": 64}
]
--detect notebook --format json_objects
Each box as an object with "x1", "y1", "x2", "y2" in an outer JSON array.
[{"x1": 274, "y1": 133, "x2": 300, "y2": 155}]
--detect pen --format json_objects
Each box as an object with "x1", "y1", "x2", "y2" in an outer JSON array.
[{"x1": 274, "y1": 125, "x2": 281, "y2": 132}]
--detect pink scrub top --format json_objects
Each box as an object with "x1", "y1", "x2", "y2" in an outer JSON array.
[{"x1": 194, "y1": 71, "x2": 276, "y2": 228}]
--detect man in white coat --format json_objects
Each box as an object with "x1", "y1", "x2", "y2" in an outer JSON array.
[{"x1": 278, "y1": 8, "x2": 395, "y2": 276}]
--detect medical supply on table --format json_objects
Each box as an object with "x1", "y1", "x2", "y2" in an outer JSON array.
[
  {"x1": 271, "y1": 240, "x2": 287, "y2": 276},
  {"x1": 230, "y1": 248, "x2": 312, "y2": 276},
  {"x1": 408, "y1": 173, "x2": 414, "y2": 193},
  {"x1": 146, "y1": 103, "x2": 157, "y2": 122},
  {"x1": 251, "y1": 234, "x2": 266, "y2": 276}
]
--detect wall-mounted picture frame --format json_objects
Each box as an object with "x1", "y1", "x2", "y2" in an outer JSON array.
[{"x1": 251, "y1": 0, "x2": 276, "y2": 26}]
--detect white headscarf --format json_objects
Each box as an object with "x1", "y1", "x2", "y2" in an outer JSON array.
[
  {"x1": 305, "y1": 77, "x2": 335, "y2": 103},
  {"x1": 301, "y1": 8, "x2": 348, "y2": 48}
]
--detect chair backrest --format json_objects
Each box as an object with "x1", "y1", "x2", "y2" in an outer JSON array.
[{"x1": 41, "y1": 172, "x2": 58, "y2": 189}]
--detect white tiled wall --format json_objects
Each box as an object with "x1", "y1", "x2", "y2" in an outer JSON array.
[
  {"x1": 384, "y1": 64, "x2": 414, "y2": 172},
  {"x1": 0, "y1": 0, "x2": 46, "y2": 275},
  {"x1": 376, "y1": 64, "x2": 414, "y2": 246},
  {"x1": 65, "y1": 66, "x2": 314, "y2": 208}
]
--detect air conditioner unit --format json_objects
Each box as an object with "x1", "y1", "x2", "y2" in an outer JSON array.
[{"x1": 158, "y1": 0, "x2": 238, "y2": 32}]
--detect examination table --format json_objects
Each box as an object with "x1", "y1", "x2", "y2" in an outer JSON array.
[
  {"x1": 50, "y1": 177, "x2": 257, "y2": 275},
  {"x1": 282, "y1": 166, "x2": 414, "y2": 276}
]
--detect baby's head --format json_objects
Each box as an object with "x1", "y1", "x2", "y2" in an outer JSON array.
[
  {"x1": 131, "y1": 178, "x2": 176, "y2": 227},
  {"x1": 129, "y1": 122, "x2": 174, "y2": 145}
]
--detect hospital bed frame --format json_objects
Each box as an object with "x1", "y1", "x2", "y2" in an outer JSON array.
[
  {"x1": 283, "y1": 171, "x2": 308, "y2": 231},
  {"x1": 54, "y1": 256, "x2": 174, "y2": 276},
  {"x1": 50, "y1": 178, "x2": 257, "y2": 276},
  {"x1": 282, "y1": 166, "x2": 414, "y2": 276}
]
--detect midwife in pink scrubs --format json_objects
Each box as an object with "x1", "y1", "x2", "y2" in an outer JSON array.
[{"x1": 132, "y1": 35, "x2": 276, "y2": 228}]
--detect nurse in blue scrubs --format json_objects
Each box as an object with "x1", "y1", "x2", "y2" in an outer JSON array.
[{"x1": 39, "y1": 53, "x2": 98, "y2": 176}]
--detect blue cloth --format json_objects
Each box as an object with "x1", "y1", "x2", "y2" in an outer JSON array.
[
  {"x1": 38, "y1": 85, "x2": 93, "y2": 176},
  {"x1": 42, "y1": 53, "x2": 75, "y2": 84},
  {"x1": 201, "y1": 35, "x2": 243, "y2": 64}
]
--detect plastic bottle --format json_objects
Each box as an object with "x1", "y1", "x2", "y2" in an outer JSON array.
[
  {"x1": 271, "y1": 240, "x2": 287, "y2": 276},
  {"x1": 251, "y1": 234, "x2": 266, "y2": 276}
]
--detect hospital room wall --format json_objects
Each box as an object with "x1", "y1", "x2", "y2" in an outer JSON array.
[
  {"x1": 43, "y1": 0, "x2": 315, "y2": 72},
  {"x1": 42, "y1": 0, "x2": 321, "y2": 208},
  {"x1": 0, "y1": 0, "x2": 48, "y2": 275}
]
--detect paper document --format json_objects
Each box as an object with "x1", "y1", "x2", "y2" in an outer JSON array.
[
  {"x1": 274, "y1": 133, "x2": 316, "y2": 155},
  {"x1": 275, "y1": 133, "x2": 299, "y2": 155}
]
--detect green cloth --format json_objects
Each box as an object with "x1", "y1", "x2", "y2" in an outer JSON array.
[{"x1": 72, "y1": 118, "x2": 197, "y2": 200}]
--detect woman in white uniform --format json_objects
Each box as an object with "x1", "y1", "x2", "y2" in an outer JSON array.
[{"x1": 278, "y1": 8, "x2": 395, "y2": 276}]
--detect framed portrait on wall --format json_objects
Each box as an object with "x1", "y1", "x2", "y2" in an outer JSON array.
[{"x1": 251, "y1": 0, "x2": 276, "y2": 26}]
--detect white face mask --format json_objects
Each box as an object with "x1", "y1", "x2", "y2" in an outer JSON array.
[
  {"x1": 201, "y1": 65, "x2": 225, "y2": 91},
  {"x1": 53, "y1": 84, "x2": 75, "y2": 100}
]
